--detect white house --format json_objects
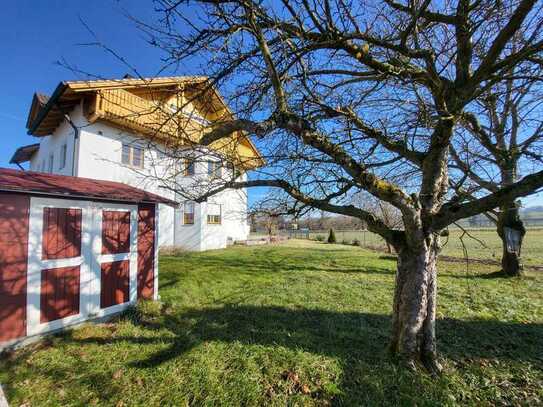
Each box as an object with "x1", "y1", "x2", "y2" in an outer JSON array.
[{"x1": 10, "y1": 76, "x2": 263, "y2": 251}]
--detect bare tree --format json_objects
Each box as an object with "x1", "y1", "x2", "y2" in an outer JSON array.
[
  {"x1": 451, "y1": 75, "x2": 543, "y2": 276},
  {"x1": 250, "y1": 193, "x2": 296, "y2": 239},
  {"x1": 113, "y1": 0, "x2": 543, "y2": 372},
  {"x1": 354, "y1": 192, "x2": 403, "y2": 252}
]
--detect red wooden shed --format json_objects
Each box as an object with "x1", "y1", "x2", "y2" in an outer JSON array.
[{"x1": 0, "y1": 168, "x2": 176, "y2": 348}]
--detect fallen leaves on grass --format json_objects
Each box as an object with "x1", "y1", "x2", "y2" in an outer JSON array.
[{"x1": 281, "y1": 369, "x2": 313, "y2": 396}]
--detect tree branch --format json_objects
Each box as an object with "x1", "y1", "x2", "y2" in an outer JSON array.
[{"x1": 433, "y1": 169, "x2": 543, "y2": 230}]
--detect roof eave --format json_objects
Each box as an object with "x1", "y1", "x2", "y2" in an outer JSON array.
[
  {"x1": 0, "y1": 187, "x2": 178, "y2": 207},
  {"x1": 9, "y1": 143, "x2": 40, "y2": 164},
  {"x1": 27, "y1": 81, "x2": 68, "y2": 136}
]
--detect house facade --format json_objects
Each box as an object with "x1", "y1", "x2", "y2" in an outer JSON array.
[{"x1": 10, "y1": 77, "x2": 263, "y2": 251}]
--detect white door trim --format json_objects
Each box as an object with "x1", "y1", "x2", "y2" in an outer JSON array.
[{"x1": 26, "y1": 197, "x2": 138, "y2": 337}]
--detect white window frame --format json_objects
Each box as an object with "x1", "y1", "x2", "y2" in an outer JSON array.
[
  {"x1": 47, "y1": 154, "x2": 54, "y2": 173},
  {"x1": 207, "y1": 203, "x2": 222, "y2": 225},
  {"x1": 59, "y1": 144, "x2": 67, "y2": 169},
  {"x1": 183, "y1": 158, "x2": 195, "y2": 177},
  {"x1": 207, "y1": 161, "x2": 222, "y2": 178},
  {"x1": 121, "y1": 143, "x2": 144, "y2": 169},
  {"x1": 228, "y1": 162, "x2": 241, "y2": 179},
  {"x1": 183, "y1": 201, "x2": 195, "y2": 225}
]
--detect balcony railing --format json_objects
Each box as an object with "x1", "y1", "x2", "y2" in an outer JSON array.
[
  {"x1": 85, "y1": 88, "x2": 262, "y2": 169},
  {"x1": 92, "y1": 88, "x2": 203, "y2": 142}
]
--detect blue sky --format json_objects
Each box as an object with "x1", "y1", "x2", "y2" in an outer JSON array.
[
  {"x1": 0, "y1": 1, "x2": 165, "y2": 164},
  {"x1": 0, "y1": 1, "x2": 541, "y2": 208},
  {"x1": 0, "y1": 0, "x2": 270, "y2": 205}
]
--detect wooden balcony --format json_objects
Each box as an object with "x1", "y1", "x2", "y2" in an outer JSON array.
[
  {"x1": 84, "y1": 88, "x2": 262, "y2": 169},
  {"x1": 27, "y1": 76, "x2": 264, "y2": 169},
  {"x1": 87, "y1": 88, "x2": 203, "y2": 143}
]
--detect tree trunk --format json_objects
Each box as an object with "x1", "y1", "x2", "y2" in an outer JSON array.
[
  {"x1": 385, "y1": 241, "x2": 393, "y2": 254},
  {"x1": 497, "y1": 200, "x2": 526, "y2": 277},
  {"x1": 389, "y1": 237, "x2": 442, "y2": 374}
]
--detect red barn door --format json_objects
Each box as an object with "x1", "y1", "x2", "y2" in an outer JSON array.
[
  {"x1": 100, "y1": 210, "x2": 131, "y2": 308},
  {"x1": 0, "y1": 193, "x2": 30, "y2": 342},
  {"x1": 40, "y1": 207, "x2": 82, "y2": 323}
]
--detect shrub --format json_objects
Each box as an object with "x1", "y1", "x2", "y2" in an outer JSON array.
[
  {"x1": 327, "y1": 229, "x2": 337, "y2": 244},
  {"x1": 315, "y1": 235, "x2": 325, "y2": 242},
  {"x1": 341, "y1": 239, "x2": 350, "y2": 245},
  {"x1": 352, "y1": 238, "x2": 361, "y2": 246}
]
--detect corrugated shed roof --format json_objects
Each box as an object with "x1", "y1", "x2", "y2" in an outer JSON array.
[{"x1": 0, "y1": 168, "x2": 177, "y2": 206}]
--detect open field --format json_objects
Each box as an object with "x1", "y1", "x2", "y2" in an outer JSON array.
[
  {"x1": 1, "y1": 240, "x2": 542, "y2": 406},
  {"x1": 295, "y1": 228, "x2": 543, "y2": 268}
]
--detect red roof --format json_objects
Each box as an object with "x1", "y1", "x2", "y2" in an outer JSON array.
[{"x1": 0, "y1": 168, "x2": 177, "y2": 206}]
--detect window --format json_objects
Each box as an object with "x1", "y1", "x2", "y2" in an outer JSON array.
[
  {"x1": 207, "y1": 161, "x2": 221, "y2": 178},
  {"x1": 47, "y1": 154, "x2": 54, "y2": 173},
  {"x1": 207, "y1": 203, "x2": 221, "y2": 225},
  {"x1": 121, "y1": 143, "x2": 144, "y2": 168},
  {"x1": 132, "y1": 146, "x2": 143, "y2": 167},
  {"x1": 122, "y1": 144, "x2": 131, "y2": 165},
  {"x1": 180, "y1": 109, "x2": 210, "y2": 125},
  {"x1": 183, "y1": 159, "x2": 195, "y2": 176},
  {"x1": 183, "y1": 201, "x2": 195, "y2": 225},
  {"x1": 228, "y1": 163, "x2": 241, "y2": 179},
  {"x1": 59, "y1": 144, "x2": 67, "y2": 169}
]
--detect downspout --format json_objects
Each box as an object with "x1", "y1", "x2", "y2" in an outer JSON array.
[{"x1": 56, "y1": 102, "x2": 80, "y2": 177}]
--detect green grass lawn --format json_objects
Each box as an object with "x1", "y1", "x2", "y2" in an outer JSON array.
[
  {"x1": 306, "y1": 228, "x2": 543, "y2": 267},
  {"x1": 2, "y1": 241, "x2": 542, "y2": 406},
  {"x1": 440, "y1": 228, "x2": 543, "y2": 267}
]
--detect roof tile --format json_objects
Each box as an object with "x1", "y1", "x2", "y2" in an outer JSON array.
[{"x1": 0, "y1": 168, "x2": 177, "y2": 206}]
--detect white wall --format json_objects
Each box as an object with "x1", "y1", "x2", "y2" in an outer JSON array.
[
  {"x1": 28, "y1": 106, "x2": 250, "y2": 251},
  {"x1": 174, "y1": 201, "x2": 204, "y2": 250},
  {"x1": 76, "y1": 122, "x2": 176, "y2": 248},
  {"x1": 172, "y1": 163, "x2": 250, "y2": 251},
  {"x1": 199, "y1": 173, "x2": 250, "y2": 251},
  {"x1": 29, "y1": 104, "x2": 84, "y2": 175}
]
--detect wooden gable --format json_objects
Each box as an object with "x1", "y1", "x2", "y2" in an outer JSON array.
[{"x1": 25, "y1": 77, "x2": 263, "y2": 169}]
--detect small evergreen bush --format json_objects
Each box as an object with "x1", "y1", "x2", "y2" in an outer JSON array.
[
  {"x1": 327, "y1": 229, "x2": 337, "y2": 243},
  {"x1": 315, "y1": 235, "x2": 325, "y2": 242}
]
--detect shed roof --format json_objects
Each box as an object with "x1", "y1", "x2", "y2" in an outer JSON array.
[{"x1": 0, "y1": 168, "x2": 177, "y2": 206}]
